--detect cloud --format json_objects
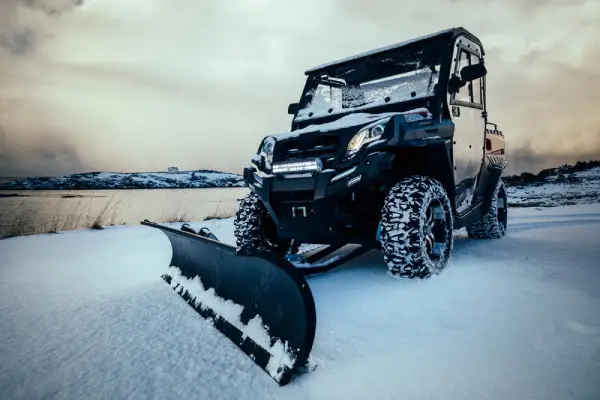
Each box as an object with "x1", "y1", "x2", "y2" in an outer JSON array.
[
  {"x1": 0, "y1": 0, "x2": 90, "y2": 177},
  {"x1": 0, "y1": 128, "x2": 89, "y2": 177},
  {"x1": 0, "y1": 26, "x2": 35, "y2": 55},
  {"x1": 0, "y1": 0, "x2": 598, "y2": 177},
  {"x1": 0, "y1": 95, "x2": 91, "y2": 177}
]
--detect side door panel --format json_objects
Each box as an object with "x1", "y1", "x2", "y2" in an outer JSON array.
[{"x1": 448, "y1": 37, "x2": 486, "y2": 215}]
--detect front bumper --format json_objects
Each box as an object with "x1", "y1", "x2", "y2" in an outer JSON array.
[{"x1": 243, "y1": 152, "x2": 393, "y2": 244}]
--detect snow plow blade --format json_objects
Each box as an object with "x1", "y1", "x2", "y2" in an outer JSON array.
[{"x1": 141, "y1": 221, "x2": 316, "y2": 386}]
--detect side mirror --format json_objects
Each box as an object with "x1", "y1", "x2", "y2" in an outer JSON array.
[
  {"x1": 287, "y1": 103, "x2": 299, "y2": 115},
  {"x1": 460, "y1": 63, "x2": 487, "y2": 82},
  {"x1": 447, "y1": 75, "x2": 466, "y2": 94}
]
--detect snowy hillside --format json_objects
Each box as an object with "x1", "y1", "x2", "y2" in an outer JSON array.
[
  {"x1": 1, "y1": 204, "x2": 599, "y2": 400},
  {"x1": 0, "y1": 170, "x2": 245, "y2": 190},
  {"x1": 504, "y1": 161, "x2": 600, "y2": 207}
]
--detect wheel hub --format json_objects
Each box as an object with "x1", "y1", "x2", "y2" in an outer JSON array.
[{"x1": 424, "y1": 201, "x2": 447, "y2": 260}]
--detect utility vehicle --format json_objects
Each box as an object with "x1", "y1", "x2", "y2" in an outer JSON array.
[{"x1": 236, "y1": 26, "x2": 508, "y2": 279}]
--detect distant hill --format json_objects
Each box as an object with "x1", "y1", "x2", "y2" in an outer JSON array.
[
  {"x1": 503, "y1": 160, "x2": 600, "y2": 207},
  {"x1": 0, "y1": 177, "x2": 21, "y2": 183},
  {"x1": 0, "y1": 170, "x2": 245, "y2": 190}
]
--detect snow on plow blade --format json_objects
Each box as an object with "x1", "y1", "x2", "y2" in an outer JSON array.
[{"x1": 141, "y1": 221, "x2": 316, "y2": 386}]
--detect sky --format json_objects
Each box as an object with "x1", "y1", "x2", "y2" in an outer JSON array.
[{"x1": 0, "y1": 0, "x2": 599, "y2": 177}]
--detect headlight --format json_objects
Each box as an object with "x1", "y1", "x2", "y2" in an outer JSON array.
[
  {"x1": 346, "y1": 118, "x2": 390, "y2": 158},
  {"x1": 258, "y1": 136, "x2": 276, "y2": 164}
]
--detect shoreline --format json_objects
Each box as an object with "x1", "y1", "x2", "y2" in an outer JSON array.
[
  {"x1": 0, "y1": 185, "x2": 245, "y2": 191},
  {"x1": 0, "y1": 170, "x2": 245, "y2": 191}
]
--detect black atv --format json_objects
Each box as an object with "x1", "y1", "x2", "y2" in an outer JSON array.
[{"x1": 235, "y1": 26, "x2": 508, "y2": 279}]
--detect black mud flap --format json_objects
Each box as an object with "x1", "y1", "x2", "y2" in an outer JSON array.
[{"x1": 141, "y1": 221, "x2": 317, "y2": 386}]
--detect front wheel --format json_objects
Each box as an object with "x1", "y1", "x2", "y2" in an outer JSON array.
[
  {"x1": 379, "y1": 176, "x2": 454, "y2": 279},
  {"x1": 233, "y1": 192, "x2": 291, "y2": 256}
]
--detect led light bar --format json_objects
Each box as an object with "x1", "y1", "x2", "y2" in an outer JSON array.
[{"x1": 272, "y1": 159, "x2": 323, "y2": 175}]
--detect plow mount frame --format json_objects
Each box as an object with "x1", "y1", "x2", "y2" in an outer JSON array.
[{"x1": 292, "y1": 243, "x2": 374, "y2": 276}]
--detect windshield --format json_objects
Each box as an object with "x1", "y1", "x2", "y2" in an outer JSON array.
[{"x1": 295, "y1": 39, "x2": 446, "y2": 122}]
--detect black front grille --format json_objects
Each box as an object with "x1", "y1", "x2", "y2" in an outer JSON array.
[{"x1": 275, "y1": 134, "x2": 340, "y2": 169}]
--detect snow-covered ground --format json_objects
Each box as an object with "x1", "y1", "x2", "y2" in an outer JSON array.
[
  {"x1": 0, "y1": 170, "x2": 245, "y2": 190},
  {"x1": 506, "y1": 166, "x2": 600, "y2": 208},
  {"x1": 1, "y1": 204, "x2": 600, "y2": 399}
]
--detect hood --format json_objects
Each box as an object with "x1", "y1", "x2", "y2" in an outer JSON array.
[{"x1": 271, "y1": 108, "x2": 431, "y2": 142}]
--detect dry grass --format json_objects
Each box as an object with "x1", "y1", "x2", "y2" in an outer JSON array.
[
  {"x1": 161, "y1": 193, "x2": 190, "y2": 223},
  {"x1": 160, "y1": 197, "x2": 236, "y2": 224},
  {"x1": 1, "y1": 201, "x2": 42, "y2": 238},
  {"x1": 162, "y1": 211, "x2": 190, "y2": 223},
  {"x1": 0, "y1": 192, "x2": 240, "y2": 239},
  {"x1": 201, "y1": 200, "x2": 237, "y2": 221},
  {"x1": 87, "y1": 194, "x2": 123, "y2": 230},
  {"x1": 203, "y1": 208, "x2": 236, "y2": 221},
  {"x1": 0, "y1": 196, "x2": 126, "y2": 239}
]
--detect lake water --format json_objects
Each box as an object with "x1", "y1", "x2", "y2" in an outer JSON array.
[{"x1": 0, "y1": 187, "x2": 250, "y2": 238}]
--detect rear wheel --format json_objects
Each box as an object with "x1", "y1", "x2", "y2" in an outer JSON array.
[
  {"x1": 234, "y1": 191, "x2": 291, "y2": 255},
  {"x1": 466, "y1": 179, "x2": 507, "y2": 239},
  {"x1": 379, "y1": 176, "x2": 454, "y2": 279}
]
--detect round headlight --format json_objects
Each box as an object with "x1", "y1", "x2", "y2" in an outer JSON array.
[{"x1": 370, "y1": 124, "x2": 385, "y2": 138}]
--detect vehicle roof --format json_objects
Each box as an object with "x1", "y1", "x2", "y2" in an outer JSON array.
[{"x1": 304, "y1": 27, "x2": 484, "y2": 75}]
